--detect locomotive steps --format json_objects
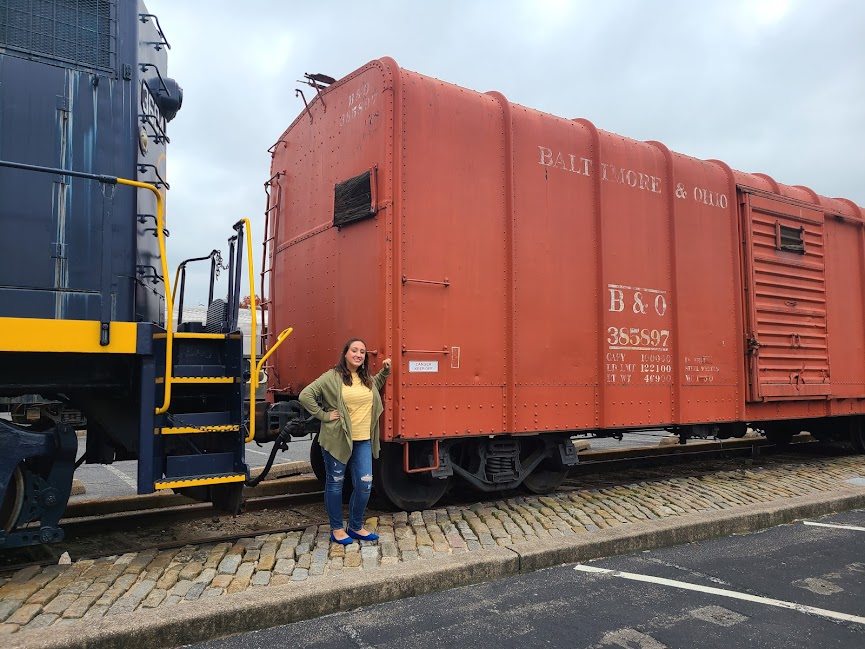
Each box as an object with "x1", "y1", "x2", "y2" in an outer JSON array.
[{"x1": 3, "y1": 453, "x2": 865, "y2": 648}]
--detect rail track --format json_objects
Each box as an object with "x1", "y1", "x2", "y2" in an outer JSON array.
[{"x1": 0, "y1": 434, "x2": 826, "y2": 576}]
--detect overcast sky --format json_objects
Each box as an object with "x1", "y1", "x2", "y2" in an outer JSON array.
[{"x1": 146, "y1": 0, "x2": 865, "y2": 304}]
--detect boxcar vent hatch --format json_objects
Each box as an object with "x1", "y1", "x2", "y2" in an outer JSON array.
[
  {"x1": 777, "y1": 223, "x2": 805, "y2": 253},
  {"x1": 333, "y1": 169, "x2": 377, "y2": 227},
  {"x1": 741, "y1": 191, "x2": 830, "y2": 400}
]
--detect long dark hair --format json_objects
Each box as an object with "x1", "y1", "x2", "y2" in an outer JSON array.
[{"x1": 335, "y1": 338, "x2": 372, "y2": 388}]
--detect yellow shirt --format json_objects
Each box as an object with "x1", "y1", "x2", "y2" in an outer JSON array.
[{"x1": 342, "y1": 372, "x2": 373, "y2": 441}]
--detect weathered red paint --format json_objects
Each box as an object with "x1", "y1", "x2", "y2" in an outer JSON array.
[{"x1": 265, "y1": 58, "x2": 865, "y2": 441}]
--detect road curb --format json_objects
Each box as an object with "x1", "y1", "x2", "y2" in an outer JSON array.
[
  {"x1": 509, "y1": 488, "x2": 865, "y2": 572},
  {"x1": 11, "y1": 487, "x2": 865, "y2": 649}
]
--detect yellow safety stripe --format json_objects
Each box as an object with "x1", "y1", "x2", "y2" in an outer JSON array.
[
  {"x1": 0, "y1": 317, "x2": 139, "y2": 354},
  {"x1": 154, "y1": 332, "x2": 241, "y2": 339},
  {"x1": 170, "y1": 377, "x2": 237, "y2": 384},
  {"x1": 154, "y1": 474, "x2": 246, "y2": 489},
  {"x1": 156, "y1": 425, "x2": 240, "y2": 435},
  {"x1": 173, "y1": 332, "x2": 229, "y2": 340}
]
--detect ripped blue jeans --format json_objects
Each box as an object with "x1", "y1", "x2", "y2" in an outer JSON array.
[{"x1": 322, "y1": 440, "x2": 372, "y2": 531}]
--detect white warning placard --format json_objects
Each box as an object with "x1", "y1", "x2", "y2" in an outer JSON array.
[{"x1": 408, "y1": 360, "x2": 439, "y2": 373}]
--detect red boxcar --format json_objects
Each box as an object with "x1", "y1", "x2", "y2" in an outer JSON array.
[{"x1": 263, "y1": 58, "x2": 865, "y2": 509}]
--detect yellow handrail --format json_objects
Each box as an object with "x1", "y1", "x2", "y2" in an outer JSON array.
[
  {"x1": 247, "y1": 326, "x2": 293, "y2": 442},
  {"x1": 257, "y1": 327, "x2": 293, "y2": 375},
  {"x1": 171, "y1": 266, "x2": 183, "y2": 306},
  {"x1": 243, "y1": 217, "x2": 257, "y2": 442},
  {"x1": 243, "y1": 211, "x2": 295, "y2": 443},
  {"x1": 116, "y1": 178, "x2": 174, "y2": 415}
]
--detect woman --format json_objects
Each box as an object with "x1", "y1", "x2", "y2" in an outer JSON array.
[{"x1": 299, "y1": 338, "x2": 391, "y2": 544}]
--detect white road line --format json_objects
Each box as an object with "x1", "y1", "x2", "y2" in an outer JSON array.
[
  {"x1": 803, "y1": 521, "x2": 865, "y2": 532},
  {"x1": 245, "y1": 447, "x2": 272, "y2": 457},
  {"x1": 104, "y1": 464, "x2": 138, "y2": 489},
  {"x1": 574, "y1": 564, "x2": 865, "y2": 626}
]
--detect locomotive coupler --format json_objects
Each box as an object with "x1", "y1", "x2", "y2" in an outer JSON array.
[
  {"x1": 264, "y1": 400, "x2": 314, "y2": 444},
  {"x1": 242, "y1": 401, "x2": 314, "y2": 488}
]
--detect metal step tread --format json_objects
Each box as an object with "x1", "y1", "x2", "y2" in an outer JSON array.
[
  {"x1": 157, "y1": 424, "x2": 241, "y2": 435},
  {"x1": 172, "y1": 364, "x2": 236, "y2": 378},
  {"x1": 173, "y1": 332, "x2": 231, "y2": 340},
  {"x1": 157, "y1": 410, "x2": 232, "y2": 427},
  {"x1": 170, "y1": 376, "x2": 238, "y2": 384},
  {"x1": 154, "y1": 473, "x2": 246, "y2": 490}
]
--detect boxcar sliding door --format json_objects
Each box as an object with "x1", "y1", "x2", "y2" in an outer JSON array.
[{"x1": 740, "y1": 190, "x2": 831, "y2": 401}]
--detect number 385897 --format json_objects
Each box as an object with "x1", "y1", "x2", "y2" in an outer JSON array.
[{"x1": 607, "y1": 327, "x2": 670, "y2": 349}]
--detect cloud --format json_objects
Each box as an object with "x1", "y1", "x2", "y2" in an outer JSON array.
[{"x1": 147, "y1": 0, "x2": 864, "y2": 301}]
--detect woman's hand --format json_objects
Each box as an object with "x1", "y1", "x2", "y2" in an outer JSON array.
[
  {"x1": 382, "y1": 358, "x2": 391, "y2": 370},
  {"x1": 328, "y1": 410, "x2": 340, "y2": 422}
]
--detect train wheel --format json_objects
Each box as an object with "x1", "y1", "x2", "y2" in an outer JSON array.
[
  {"x1": 1, "y1": 466, "x2": 25, "y2": 534},
  {"x1": 851, "y1": 418, "x2": 865, "y2": 453},
  {"x1": 211, "y1": 482, "x2": 244, "y2": 515},
  {"x1": 716, "y1": 423, "x2": 748, "y2": 440},
  {"x1": 310, "y1": 436, "x2": 353, "y2": 502},
  {"x1": 374, "y1": 442, "x2": 448, "y2": 511},
  {"x1": 766, "y1": 430, "x2": 793, "y2": 447},
  {"x1": 310, "y1": 436, "x2": 326, "y2": 484},
  {"x1": 522, "y1": 458, "x2": 568, "y2": 494}
]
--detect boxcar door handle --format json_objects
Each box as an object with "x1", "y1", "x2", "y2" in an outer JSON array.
[
  {"x1": 402, "y1": 275, "x2": 450, "y2": 287},
  {"x1": 401, "y1": 346, "x2": 449, "y2": 355}
]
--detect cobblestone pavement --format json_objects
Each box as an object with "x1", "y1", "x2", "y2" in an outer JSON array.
[{"x1": 2, "y1": 455, "x2": 865, "y2": 636}]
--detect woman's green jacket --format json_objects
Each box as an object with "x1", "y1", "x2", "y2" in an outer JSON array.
[{"x1": 298, "y1": 366, "x2": 391, "y2": 464}]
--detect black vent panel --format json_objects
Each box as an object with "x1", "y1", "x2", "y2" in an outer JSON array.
[
  {"x1": 0, "y1": 0, "x2": 116, "y2": 71},
  {"x1": 333, "y1": 170, "x2": 377, "y2": 227}
]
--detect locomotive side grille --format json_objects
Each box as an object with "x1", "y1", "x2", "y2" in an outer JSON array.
[
  {"x1": 744, "y1": 192, "x2": 830, "y2": 399},
  {"x1": 0, "y1": 0, "x2": 116, "y2": 72}
]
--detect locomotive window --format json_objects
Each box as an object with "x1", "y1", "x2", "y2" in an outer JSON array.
[
  {"x1": 333, "y1": 169, "x2": 377, "y2": 227},
  {"x1": 776, "y1": 222, "x2": 805, "y2": 254},
  {"x1": 0, "y1": 0, "x2": 116, "y2": 72}
]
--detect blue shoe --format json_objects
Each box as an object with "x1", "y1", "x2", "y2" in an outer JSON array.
[
  {"x1": 347, "y1": 528, "x2": 379, "y2": 542},
  {"x1": 330, "y1": 531, "x2": 353, "y2": 545}
]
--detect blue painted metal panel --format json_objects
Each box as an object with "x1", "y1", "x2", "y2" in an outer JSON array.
[
  {"x1": 0, "y1": 0, "x2": 170, "y2": 324},
  {"x1": 134, "y1": 2, "x2": 171, "y2": 327},
  {"x1": 0, "y1": 288, "x2": 101, "y2": 319},
  {"x1": 166, "y1": 453, "x2": 237, "y2": 479},
  {"x1": 137, "y1": 351, "x2": 158, "y2": 494},
  {"x1": 0, "y1": 3, "x2": 249, "y2": 538},
  {"x1": 0, "y1": 56, "x2": 68, "y2": 296}
]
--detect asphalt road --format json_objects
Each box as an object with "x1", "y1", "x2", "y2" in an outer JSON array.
[{"x1": 190, "y1": 508, "x2": 865, "y2": 649}]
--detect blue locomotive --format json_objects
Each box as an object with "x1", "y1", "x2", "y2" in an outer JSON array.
[{"x1": 0, "y1": 1, "x2": 262, "y2": 547}]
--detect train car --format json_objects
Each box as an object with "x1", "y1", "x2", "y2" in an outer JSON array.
[
  {"x1": 263, "y1": 57, "x2": 865, "y2": 510},
  {"x1": 0, "y1": 1, "x2": 263, "y2": 547}
]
